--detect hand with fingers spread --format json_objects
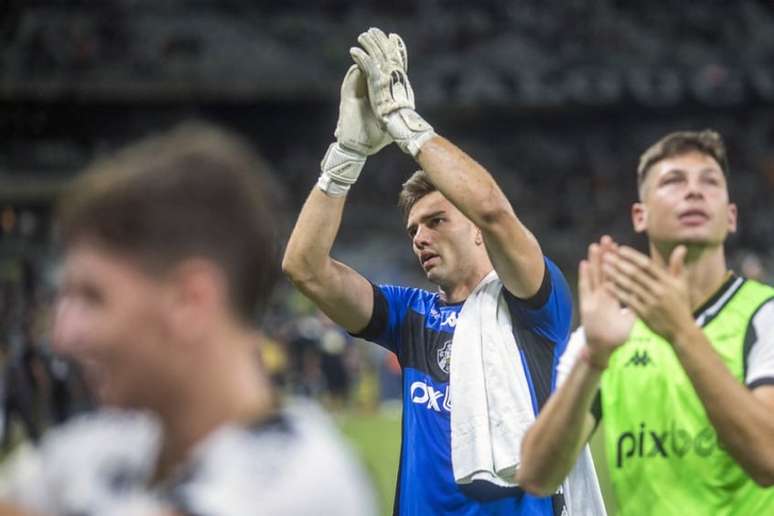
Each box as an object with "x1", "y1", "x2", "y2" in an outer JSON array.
[
  {"x1": 579, "y1": 235, "x2": 635, "y2": 369},
  {"x1": 603, "y1": 245, "x2": 694, "y2": 342},
  {"x1": 350, "y1": 27, "x2": 436, "y2": 157},
  {"x1": 318, "y1": 65, "x2": 392, "y2": 197}
]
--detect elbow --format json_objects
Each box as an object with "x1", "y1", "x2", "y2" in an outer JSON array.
[
  {"x1": 516, "y1": 436, "x2": 563, "y2": 497},
  {"x1": 515, "y1": 451, "x2": 560, "y2": 497},
  {"x1": 280, "y1": 253, "x2": 302, "y2": 284},
  {"x1": 736, "y1": 454, "x2": 774, "y2": 487},
  {"x1": 281, "y1": 251, "x2": 331, "y2": 297},
  {"x1": 744, "y1": 448, "x2": 774, "y2": 487},
  {"x1": 516, "y1": 470, "x2": 559, "y2": 498},
  {"x1": 751, "y1": 468, "x2": 774, "y2": 488},
  {"x1": 754, "y1": 476, "x2": 774, "y2": 488},
  {"x1": 281, "y1": 252, "x2": 314, "y2": 288}
]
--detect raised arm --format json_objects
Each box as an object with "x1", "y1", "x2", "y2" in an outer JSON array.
[
  {"x1": 350, "y1": 28, "x2": 542, "y2": 298},
  {"x1": 283, "y1": 190, "x2": 373, "y2": 333},
  {"x1": 517, "y1": 237, "x2": 634, "y2": 494},
  {"x1": 416, "y1": 137, "x2": 543, "y2": 298},
  {"x1": 282, "y1": 65, "x2": 391, "y2": 333}
]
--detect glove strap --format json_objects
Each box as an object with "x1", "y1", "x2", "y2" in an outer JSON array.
[
  {"x1": 318, "y1": 142, "x2": 366, "y2": 197},
  {"x1": 317, "y1": 173, "x2": 351, "y2": 197},
  {"x1": 385, "y1": 110, "x2": 436, "y2": 157}
]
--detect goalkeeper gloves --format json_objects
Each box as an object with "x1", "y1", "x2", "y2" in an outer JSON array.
[
  {"x1": 318, "y1": 65, "x2": 392, "y2": 197},
  {"x1": 350, "y1": 27, "x2": 436, "y2": 157}
]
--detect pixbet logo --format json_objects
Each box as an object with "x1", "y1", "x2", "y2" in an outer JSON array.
[
  {"x1": 615, "y1": 421, "x2": 717, "y2": 468},
  {"x1": 410, "y1": 381, "x2": 452, "y2": 412}
]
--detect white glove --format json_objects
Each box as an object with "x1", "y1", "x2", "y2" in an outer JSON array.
[
  {"x1": 350, "y1": 27, "x2": 436, "y2": 157},
  {"x1": 318, "y1": 65, "x2": 391, "y2": 197}
]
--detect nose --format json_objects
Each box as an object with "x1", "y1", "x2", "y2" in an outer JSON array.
[
  {"x1": 413, "y1": 225, "x2": 431, "y2": 250},
  {"x1": 685, "y1": 176, "x2": 705, "y2": 200}
]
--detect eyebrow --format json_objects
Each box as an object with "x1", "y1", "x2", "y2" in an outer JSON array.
[
  {"x1": 660, "y1": 167, "x2": 722, "y2": 178},
  {"x1": 406, "y1": 210, "x2": 446, "y2": 232}
]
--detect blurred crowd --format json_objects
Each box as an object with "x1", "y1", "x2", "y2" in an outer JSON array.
[
  {"x1": 2, "y1": 1, "x2": 774, "y2": 106},
  {"x1": 1, "y1": 0, "x2": 774, "y2": 439},
  {"x1": 2, "y1": 100, "x2": 773, "y2": 441}
]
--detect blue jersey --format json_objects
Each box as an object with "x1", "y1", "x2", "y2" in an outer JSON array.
[{"x1": 355, "y1": 259, "x2": 573, "y2": 516}]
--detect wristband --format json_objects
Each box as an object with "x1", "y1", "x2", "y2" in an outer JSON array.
[{"x1": 317, "y1": 142, "x2": 366, "y2": 197}]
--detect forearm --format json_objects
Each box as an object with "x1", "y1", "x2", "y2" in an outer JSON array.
[
  {"x1": 416, "y1": 136, "x2": 544, "y2": 296},
  {"x1": 416, "y1": 136, "x2": 515, "y2": 230},
  {"x1": 282, "y1": 188, "x2": 346, "y2": 286},
  {"x1": 673, "y1": 325, "x2": 774, "y2": 485},
  {"x1": 517, "y1": 358, "x2": 600, "y2": 495}
]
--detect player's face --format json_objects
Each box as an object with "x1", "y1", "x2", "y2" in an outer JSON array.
[
  {"x1": 632, "y1": 151, "x2": 737, "y2": 247},
  {"x1": 52, "y1": 243, "x2": 176, "y2": 409},
  {"x1": 406, "y1": 191, "x2": 481, "y2": 288}
]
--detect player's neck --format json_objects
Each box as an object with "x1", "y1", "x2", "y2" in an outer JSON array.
[
  {"x1": 650, "y1": 241, "x2": 730, "y2": 312},
  {"x1": 440, "y1": 264, "x2": 493, "y2": 304},
  {"x1": 152, "y1": 329, "x2": 276, "y2": 486}
]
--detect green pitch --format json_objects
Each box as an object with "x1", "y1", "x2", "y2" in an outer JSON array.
[{"x1": 338, "y1": 409, "x2": 402, "y2": 516}]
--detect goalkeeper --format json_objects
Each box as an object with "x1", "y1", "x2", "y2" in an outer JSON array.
[{"x1": 284, "y1": 28, "x2": 603, "y2": 515}]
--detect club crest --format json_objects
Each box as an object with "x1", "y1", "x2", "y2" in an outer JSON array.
[{"x1": 437, "y1": 340, "x2": 452, "y2": 374}]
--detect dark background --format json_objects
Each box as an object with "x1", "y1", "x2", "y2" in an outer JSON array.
[{"x1": 2, "y1": 3, "x2": 773, "y2": 510}]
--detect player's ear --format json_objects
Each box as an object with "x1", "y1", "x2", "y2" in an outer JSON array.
[
  {"x1": 727, "y1": 202, "x2": 738, "y2": 234},
  {"x1": 167, "y1": 259, "x2": 227, "y2": 343},
  {"x1": 631, "y1": 202, "x2": 647, "y2": 233}
]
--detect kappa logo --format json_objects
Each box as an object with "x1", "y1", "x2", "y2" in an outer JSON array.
[
  {"x1": 441, "y1": 311, "x2": 458, "y2": 328},
  {"x1": 437, "y1": 340, "x2": 452, "y2": 374},
  {"x1": 625, "y1": 350, "x2": 653, "y2": 367},
  {"x1": 410, "y1": 381, "x2": 452, "y2": 412}
]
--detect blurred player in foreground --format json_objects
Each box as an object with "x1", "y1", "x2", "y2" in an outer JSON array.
[
  {"x1": 518, "y1": 130, "x2": 774, "y2": 514},
  {"x1": 0, "y1": 123, "x2": 377, "y2": 516},
  {"x1": 284, "y1": 28, "x2": 603, "y2": 515}
]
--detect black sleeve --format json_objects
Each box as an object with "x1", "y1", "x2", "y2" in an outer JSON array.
[
  {"x1": 749, "y1": 378, "x2": 774, "y2": 390},
  {"x1": 501, "y1": 262, "x2": 552, "y2": 310},
  {"x1": 349, "y1": 283, "x2": 388, "y2": 342}
]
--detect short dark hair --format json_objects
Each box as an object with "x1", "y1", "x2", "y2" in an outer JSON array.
[
  {"x1": 637, "y1": 130, "x2": 729, "y2": 191},
  {"x1": 57, "y1": 121, "x2": 279, "y2": 322},
  {"x1": 398, "y1": 170, "x2": 437, "y2": 222}
]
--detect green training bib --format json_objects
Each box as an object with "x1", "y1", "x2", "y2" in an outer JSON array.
[{"x1": 600, "y1": 277, "x2": 774, "y2": 516}]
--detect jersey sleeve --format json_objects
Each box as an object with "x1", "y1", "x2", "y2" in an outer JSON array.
[
  {"x1": 746, "y1": 298, "x2": 774, "y2": 389},
  {"x1": 349, "y1": 283, "x2": 415, "y2": 355},
  {"x1": 502, "y1": 257, "x2": 573, "y2": 347}
]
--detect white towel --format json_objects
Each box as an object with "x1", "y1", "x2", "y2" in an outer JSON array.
[
  {"x1": 450, "y1": 272, "x2": 607, "y2": 515},
  {"x1": 450, "y1": 270, "x2": 532, "y2": 487}
]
